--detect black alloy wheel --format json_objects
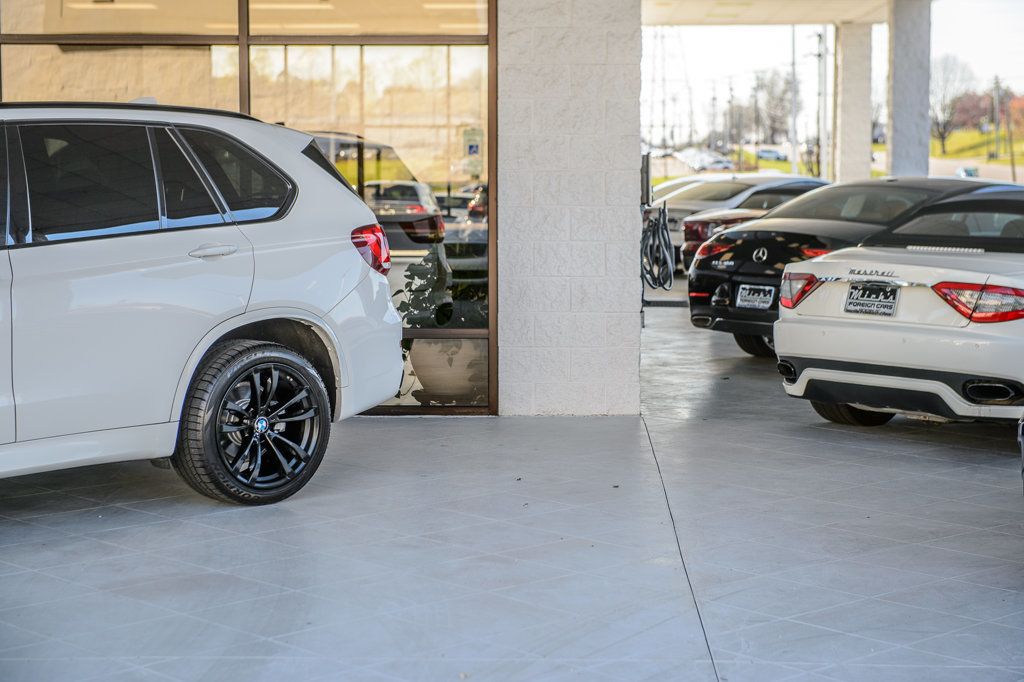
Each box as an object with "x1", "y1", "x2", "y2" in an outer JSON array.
[
  {"x1": 216, "y1": 363, "x2": 322, "y2": 490},
  {"x1": 174, "y1": 341, "x2": 331, "y2": 504}
]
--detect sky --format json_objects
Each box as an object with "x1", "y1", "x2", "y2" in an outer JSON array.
[{"x1": 641, "y1": 0, "x2": 1024, "y2": 145}]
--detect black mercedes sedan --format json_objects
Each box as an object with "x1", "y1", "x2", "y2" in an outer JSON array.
[{"x1": 688, "y1": 178, "x2": 1014, "y2": 358}]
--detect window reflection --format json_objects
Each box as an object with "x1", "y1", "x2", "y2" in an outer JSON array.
[
  {"x1": 384, "y1": 338, "x2": 488, "y2": 407},
  {"x1": 1, "y1": 0, "x2": 238, "y2": 34},
  {"x1": 0, "y1": 45, "x2": 239, "y2": 111},
  {"x1": 251, "y1": 44, "x2": 488, "y2": 330},
  {"x1": 248, "y1": 0, "x2": 487, "y2": 36}
]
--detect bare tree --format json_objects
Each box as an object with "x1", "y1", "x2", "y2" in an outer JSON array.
[
  {"x1": 930, "y1": 54, "x2": 975, "y2": 154},
  {"x1": 755, "y1": 69, "x2": 800, "y2": 145}
]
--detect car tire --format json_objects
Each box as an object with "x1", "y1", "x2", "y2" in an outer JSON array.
[
  {"x1": 810, "y1": 401, "x2": 895, "y2": 427},
  {"x1": 173, "y1": 340, "x2": 331, "y2": 505},
  {"x1": 733, "y1": 333, "x2": 776, "y2": 358}
]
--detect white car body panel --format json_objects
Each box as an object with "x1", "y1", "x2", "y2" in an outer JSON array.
[
  {"x1": 0, "y1": 253, "x2": 12, "y2": 445},
  {"x1": 775, "y1": 246, "x2": 1024, "y2": 421},
  {"x1": 11, "y1": 224, "x2": 254, "y2": 441},
  {"x1": 0, "y1": 105, "x2": 402, "y2": 478}
]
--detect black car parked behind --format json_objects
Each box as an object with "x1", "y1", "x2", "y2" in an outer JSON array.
[{"x1": 688, "y1": 178, "x2": 1016, "y2": 358}]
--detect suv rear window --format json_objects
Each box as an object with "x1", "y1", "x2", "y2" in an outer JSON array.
[
  {"x1": 19, "y1": 124, "x2": 160, "y2": 242},
  {"x1": 769, "y1": 186, "x2": 934, "y2": 225},
  {"x1": 180, "y1": 128, "x2": 290, "y2": 222}
]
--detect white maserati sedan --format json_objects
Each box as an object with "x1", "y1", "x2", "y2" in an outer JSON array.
[
  {"x1": 0, "y1": 103, "x2": 402, "y2": 503},
  {"x1": 774, "y1": 184, "x2": 1024, "y2": 427}
]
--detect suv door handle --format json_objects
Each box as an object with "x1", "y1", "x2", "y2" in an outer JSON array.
[{"x1": 188, "y1": 244, "x2": 238, "y2": 259}]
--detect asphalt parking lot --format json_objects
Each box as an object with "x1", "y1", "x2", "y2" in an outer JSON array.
[{"x1": 0, "y1": 307, "x2": 1022, "y2": 681}]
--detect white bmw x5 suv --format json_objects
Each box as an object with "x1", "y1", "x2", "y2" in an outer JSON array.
[{"x1": 0, "y1": 103, "x2": 402, "y2": 504}]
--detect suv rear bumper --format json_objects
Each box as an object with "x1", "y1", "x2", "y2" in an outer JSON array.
[{"x1": 326, "y1": 271, "x2": 403, "y2": 419}]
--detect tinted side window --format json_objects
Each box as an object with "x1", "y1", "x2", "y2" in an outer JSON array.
[
  {"x1": 153, "y1": 129, "x2": 224, "y2": 229},
  {"x1": 20, "y1": 124, "x2": 159, "y2": 243},
  {"x1": 738, "y1": 191, "x2": 796, "y2": 210},
  {"x1": 180, "y1": 128, "x2": 289, "y2": 222},
  {"x1": 302, "y1": 140, "x2": 355, "y2": 193}
]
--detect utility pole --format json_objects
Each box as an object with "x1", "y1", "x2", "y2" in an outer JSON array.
[
  {"x1": 816, "y1": 27, "x2": 829, "y2": 179},
  {"x1": 1006, "y1": 96, "x2": 1018, "y2": 182},
  {"x1": 710, "y1": 83, "x2": 718, "y2": 149},
  {"x1": 753, "y1": 80, "x2": 761, "y2": 170},
  {"x1": 726, "y1": 78, "x2": 734, "y2": 154},
  {"x1": 790, "y1": 25, "x2": 799, "y2": 174},
  {"x1": 687, "y1": 85, "x2": 696, "y2": 146},
  {"x1": 993, "y1": 77, "x2": 1002, "y2": 158}
]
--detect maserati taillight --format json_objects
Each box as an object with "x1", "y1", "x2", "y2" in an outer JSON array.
[
  {"x1": 932, "y1": 282, "x2": 1024, "y2": 323},
  {"x1": 780, "y1": 272, "x2": 821, "y2": 308},
  {"x1": 351, "y1": 224, "x2": 391, "y2": 275}
]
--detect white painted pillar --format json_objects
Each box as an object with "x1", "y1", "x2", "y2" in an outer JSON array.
[
  {"x1": 496, "y1": 0, "x2": 642, "y2": 415},
  {"x1": 887, "y1": 0, "x2": 931, "y2": 176},
  {"x1": 834, "y1": 23, "x2": 873, "y2": 182}
]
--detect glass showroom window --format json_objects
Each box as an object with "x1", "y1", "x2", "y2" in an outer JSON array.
[
  {"x1": 0, "y1": 45, "x2": 240, "y2": 111},
  {"x1": 0, "y1": 0, "x2": 494, "y2": 413},
  {"x1": 1, "y1": 0, "x2": 238, "y2": 34},
  {"x1": 250, "y1": 44, "x2": 490, "y2": 408},
  {"x1": 248, "y1": 0, "x2": 487, "y2": 36}
]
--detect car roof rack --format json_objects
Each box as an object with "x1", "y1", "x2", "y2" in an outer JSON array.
[{"x1": 0, "y1": 101, "x2": 258, "y2": 122}]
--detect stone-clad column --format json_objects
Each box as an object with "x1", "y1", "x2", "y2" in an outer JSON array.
[
  {"x1": 887, "y1": 0, "x2": 932, "y2": 176},
  {"x1": 497, "y1": 0, "x2": 642, "y2": 415},
  {"x1": 834, "y1": 23, "x2": 873, "y2": 182}
]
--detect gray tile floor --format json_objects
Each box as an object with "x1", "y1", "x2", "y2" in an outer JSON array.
[{"x1": 1, "y1": 307, "x2": 1022, "y2": 681}]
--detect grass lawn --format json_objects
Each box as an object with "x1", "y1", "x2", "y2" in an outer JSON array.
[{"x1": 930, "y1": 128, "x2": 1023, "y2": 163}]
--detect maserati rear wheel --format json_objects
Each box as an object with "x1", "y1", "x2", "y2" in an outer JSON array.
[{"x1": 811, "y1": 401, "x2": 895, "y2": 427}]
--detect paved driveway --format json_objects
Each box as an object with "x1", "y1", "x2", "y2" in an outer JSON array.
[{"x1": 0, "y1": 308, "x2": 1021, "y2": 681}]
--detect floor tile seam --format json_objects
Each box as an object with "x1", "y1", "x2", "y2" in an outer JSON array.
[
  {"x1": 869, "y1": 594, "x2": 1011, "y2": 625},
  {"x1": 641, "y1": 417, "x2": 722, "y2": 682},
  {"x1": 50, "y1": 610, "x2": 280, "y2": 658}
]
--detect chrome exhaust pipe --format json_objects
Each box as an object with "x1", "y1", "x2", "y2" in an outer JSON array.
[
  {"x1": 691, "y1": 315, "x2": 713, "y2": 328},
  {"x1": 777, "y1": 361, "x2": 797, "y2": 381},
  {"x1": 964, "y1": 382, "x2": 1018, "y2": 404}
]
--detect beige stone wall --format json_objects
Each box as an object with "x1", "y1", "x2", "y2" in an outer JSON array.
[
  {"x1": 1, "y1": 45, "x2": 238, "y2": 111},
  {"x1": 497, "y1": 0, "x2": 643, "y2": 415}
]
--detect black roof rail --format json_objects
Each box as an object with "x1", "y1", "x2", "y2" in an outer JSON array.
[{"x1": 0, "y1": 101, "x2": 259, "y2": 121}]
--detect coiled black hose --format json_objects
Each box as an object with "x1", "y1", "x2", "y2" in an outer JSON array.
[{"x1": 641, "y1": 203, "x2": 675, "y2": 290}]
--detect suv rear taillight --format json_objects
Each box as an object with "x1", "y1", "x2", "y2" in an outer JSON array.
[
  {"x1": 780, "y1": 272, "x2": 820, "y2": 309},
  {"x1": 932, "y1": 281, "x2": 1024, "y2": 323},
  {"x1": 351, "y1": 224, "x2": 391, "y2": 275}
]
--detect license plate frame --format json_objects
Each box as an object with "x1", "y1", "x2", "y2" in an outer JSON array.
[
  {"x1": 845, "y1": 282, "x2": 899, "y2": 317},
  {"x1": 735, "y1": 284, "x2": 776, "y2": 310}
]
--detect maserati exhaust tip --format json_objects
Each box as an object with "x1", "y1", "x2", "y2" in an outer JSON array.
[
  {"x1": 964, "y1": 381, "x2": 1019, "y2": 404},
  {"x1": 777, "y1": 361, "x2": 797, "y2": 381},
  {"x1": 691, "y1": 315, "x2": 713, "y2": 328}
]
